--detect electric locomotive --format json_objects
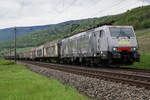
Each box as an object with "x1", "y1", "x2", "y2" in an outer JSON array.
[{"x1": 60, "y1": 25, "x2": 140, "y2": 65}]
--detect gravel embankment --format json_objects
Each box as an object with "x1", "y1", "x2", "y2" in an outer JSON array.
[{"x1": 18, "y1": 62, "x2": 150, "y2": 100}]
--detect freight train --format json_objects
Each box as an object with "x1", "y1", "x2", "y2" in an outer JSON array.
[{"x1": 6, "y1": 25, "x2": 140, "y2": 65}]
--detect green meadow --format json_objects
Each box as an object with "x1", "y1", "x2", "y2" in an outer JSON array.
[
  {"x1": 121, "y1": 54, "x2": 150, "y2": 69},
  {"x1": 0, "y1": 60, "x2": 88, "y2": 100}
]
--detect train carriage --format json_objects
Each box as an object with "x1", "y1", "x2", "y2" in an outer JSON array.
[
  {"x1": 23, "y1": 51, "x2": 30, "y2": 60},
  {"x1": 30, "y1": 48, "x2": 36, "y2": 60},
  {"x1": 18, "y1": 53, "x2": 25, "y2": 60},
  {"x1": 44, "y1": 40, "x2": 59, "y2": 57},
  {"x1": 43, "y1": 40, "x2": 59, "y2": 62},
  {"x1": 35, "y1": 45, "x2": 45, "y2": 61}
]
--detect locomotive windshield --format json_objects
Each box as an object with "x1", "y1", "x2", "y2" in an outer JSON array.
[{"x1": 109, "y1": 27, "x2": 135, "y2": 37}]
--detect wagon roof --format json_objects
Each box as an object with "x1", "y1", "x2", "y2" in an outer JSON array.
[
  {"x1": 61, "y1": 25, "x2": 133, "y2": 42},
  {"x1": 105, "y1": 25, "x2": 133, "y2": 28},
  {"x1": 44, "y1": 40, "x2": 58, "y2": 47}
]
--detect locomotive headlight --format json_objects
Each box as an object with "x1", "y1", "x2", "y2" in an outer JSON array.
[
  {"x1": 132, "y1": 47, "x2": 136, "y2": 51},
  {"x1": 112, "y1": 47, "x2": 118, "y2": 51}
]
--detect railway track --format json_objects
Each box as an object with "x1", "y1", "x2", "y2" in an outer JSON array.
[{"x1": 21, "y1": 61, "x2": 150, "y2": 89}]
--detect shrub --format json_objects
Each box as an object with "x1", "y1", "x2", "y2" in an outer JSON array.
[{"x1": 0, "y1": 60, "x2": 16, "y2": 65}]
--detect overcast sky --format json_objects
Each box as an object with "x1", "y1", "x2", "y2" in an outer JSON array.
[{"x1": 0, "y1": 0, "x2": 150, "y2": 29}]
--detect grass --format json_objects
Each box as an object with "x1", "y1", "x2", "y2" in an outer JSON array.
[
  {"x1": 135, "y1": 28, "x2": 150, "y2": 54},
  {"x1": 135, "y1": 28, "x2": 150, "y2": 37},
  {"x1": 121, "y1": 54, "x2": 150, "y2": 69},
  {"x1": 0, "y1": 60, "x2": 88, "y2": 100},
  {"x1": 0, "y1": 60, "x2": 16, "y2": 65}
]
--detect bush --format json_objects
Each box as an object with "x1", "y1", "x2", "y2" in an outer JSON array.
[{"x1": 0, "y1": 60, "x2": 16, "y2": 65}]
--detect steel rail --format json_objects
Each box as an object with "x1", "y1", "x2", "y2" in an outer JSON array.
[{"x1": 21, "y1": 61, "x2": 150, "y2": 89}]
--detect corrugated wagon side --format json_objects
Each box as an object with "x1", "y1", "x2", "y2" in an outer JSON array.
[
  {"x1": 35, "y1": 45, "x2": 45, "y2": 61},
  {"x1": 44, "y1": 40, "x2": 59, "y2": 62}
]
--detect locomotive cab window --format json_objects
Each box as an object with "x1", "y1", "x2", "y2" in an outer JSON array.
[{"x1": 109, "y1": 27, "x2": 135, "y2": 37}]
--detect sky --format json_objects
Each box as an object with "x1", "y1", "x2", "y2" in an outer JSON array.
[{"x1": 0, "y1": 0, "x2": 150, "y2": 29}]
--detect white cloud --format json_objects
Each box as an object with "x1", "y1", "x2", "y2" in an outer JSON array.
[{"x1": 0, "y1": 0, "x2": 149, "y2": 29}]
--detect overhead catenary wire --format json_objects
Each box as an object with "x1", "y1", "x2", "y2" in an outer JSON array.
[
  {"x1": 50, "y1": 0, "x2": 64, "y2": 14},
  {"x1": 94, "y1": 0, "x2": 128, "y2": 16},
  {"x1": 107, "y1": 0, "x2": 141, "y2": 16},
  {"x1": 61, "y1": 0, "x2": 78, "y2": 13},
  {"x1": 53, "y1": 0, "x2": 78, "y2": 14}
]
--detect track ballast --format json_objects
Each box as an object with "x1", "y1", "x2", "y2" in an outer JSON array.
[{"x1": 21, "y1": 61, "x2": 150, "y2": 90}]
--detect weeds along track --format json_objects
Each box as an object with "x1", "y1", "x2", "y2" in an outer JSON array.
[{"x1": 21, "y1": 61, "x2": 150, "y2": 89}]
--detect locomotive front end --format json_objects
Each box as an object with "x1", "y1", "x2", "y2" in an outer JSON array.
[{"x1": 108, "y1": 26, "x2": 140, "y2": 64}]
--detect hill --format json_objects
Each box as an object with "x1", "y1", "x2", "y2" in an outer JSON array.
[
  {"x1": 0, "y1": 5, "x2": 150, "y2": 55},
  {"x1": 110, "y1": 6, "x2": 150, "y2": 29},
  {"x1": 0, "y1": 25, "x2": 54, "y2": 42},
  {"x1": 0, "y1": 17, "x2": 106, "y2": 49}
]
